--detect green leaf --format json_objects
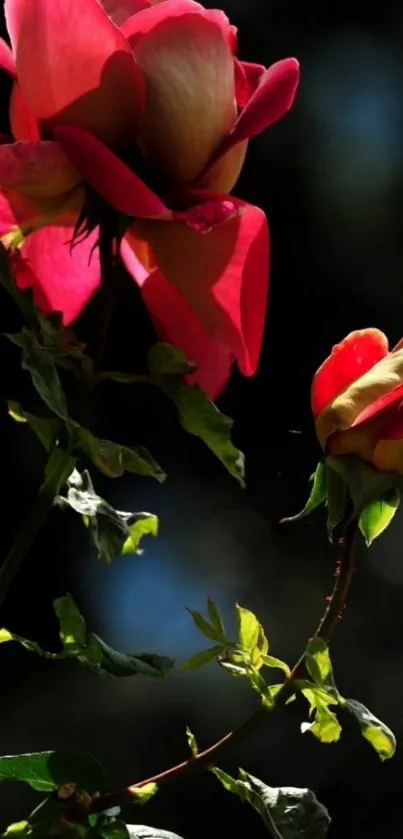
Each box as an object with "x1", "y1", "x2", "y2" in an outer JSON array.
[
  {"x1": 207, "y1": 597, "x2": 226, "y2": 639},
  {"x1": 0, "y1": 595, "x2": 174, "y2": 679},
  {"x1": 8, "y1": 401, "x2": 60, "y2": 452},
  {"x1": 53, "y1": 595, "x2": 87, "y2": 650},
  {"x1": 148, "y1": 343, "x2": 196, "y2": 377},
  {"x1": 84, "y1": 634, "x2": 174, "y2": 678},
  {"x1": 186, "y1": 608, "x2": 219, "y2": 641},
  {"x1": 300, "y1": 684, "x2": 341, "y2": 744},
  {"x1": 247, "y1": 667, "x2": 274, "y2": 708},
  {"x1": 236, "y1": 604, "x2": 261, "y2": 652},
  {"x1": 186, "y1": 727, "x2": 198, "y2": 757},
  {"x1": 358, "y1": 489, "x2": 400, "y2": 547},
  {"x1": 100, "y1": 821, "x2": 130, "y2": 839},
  {"x1": 122, "y1": 515, "x2": 158, "y2": 555},
  {"x1": 56, "y1": 469, "x2": 158, "y2": 564},
  {"x1": 182, "y1": 645, "x2": 223, "y2": 669},
  {"x1": 345, "y1": 698, "x2": 396, "y2": 760},
  {"x1": 148, "y1": 343, "x2": 245, "y2": 487},
  {"x1": 327, "y1": 455, "x2": 400, "y2": 521},
  {"x1": 1, "y1": 821, "x2": 30, "y2": 838},
  {"x1": 325, "y1": 459, "x2": 349, "y2": 540},
  {"x1": 212, "y1": 768, "x2": 330, "y2": 838},
  {"x1": 6, "y1": 329, "x2": 69, "y2": 418},
  {"x1": 128, "y1": 784, "x2": 158, "y2": 805},
  {"x1": 77, "y1": 428, "x2": 165, "y2": 483},
  {"x1": 281, "y1": 463, "x2": 327, "y2": 523},
  {"x1": 0, "y1": 751, "x2": 105, "y2": 794},
  {"x1": 305, "y1": 638, "x2": 333, "y2": 686},
  {"x1": 261, "y1": 655, "x2": 291, "y2": 678}
]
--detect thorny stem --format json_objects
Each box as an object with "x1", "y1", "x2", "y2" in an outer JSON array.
[{"x1": 77, "y1": 522, "x2": 359, "y2": 817}]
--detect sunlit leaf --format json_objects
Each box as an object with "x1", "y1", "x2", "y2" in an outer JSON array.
[
  {"x1": 148, "y1": 343, "x2": 245, "y2": 486},
  {"x1": 212, "y1": 768, "x2": 330, "y2": 838},
  {"x1": 128, "y1": 784, "x2": 158, "y2": 804},
  {"x1": 305, "y1": 638, "x2": 333, "y2": 686},
  {"x1": 300, "y1": 684, "x2": 341, "y2": 744},
  {"x1": 236, "y1": 604, "x2": 261, "y2": 652},
  {"x1": 281, "y1": 462, "x2": 327, "y2": 523},
  {"x1": 345, "y1": 698, "x2": 396, "y2": 760},
  {"x1": 261, "y1": 655, "x2": 291, "y2": 678},
  {"x1": 358, "y1": 490, "x2": 400, "y2": 547}
]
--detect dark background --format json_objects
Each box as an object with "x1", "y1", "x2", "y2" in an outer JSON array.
[{"x1": 1, "y1": 1, "x2": 403, "y2": 837}]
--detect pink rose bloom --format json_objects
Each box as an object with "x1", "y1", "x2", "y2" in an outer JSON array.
[{"x1": 0, "y1": 0, "x2": 299, "y2": 396}]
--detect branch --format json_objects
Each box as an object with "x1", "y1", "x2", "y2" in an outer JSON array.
[{"x1": 79, "y1": 522, "x2": 359, "y2": 816}]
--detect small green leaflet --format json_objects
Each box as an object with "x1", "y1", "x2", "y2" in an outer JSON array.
[
  {"x1": 212, "y1": 768, "x2": 330, "y2": 839},
  {"x1": 300, "y1": 684, "x2": 342, "y2": 744},
  {"x1": 236, "y1": 604, "x2": 261, "y2": 651},
  {"x1": 148, "y1": 343, "x2": 245, "y2": 487},
  {"x1": 182, "y1": 645, "x2": 223, "y2": 670},
  {"x1": 344, "y1": 699, "x2": 396, "y2": 761},
  {"x1": 305, "y1": 638, "x2": 334, "y2": 687},
  {"x1": 56, "y1": 468, "x2": 158, "y2": 564},
  {"x1": 186, "y1": 727, "x2": 198, "y2": 757},
  {"x1": 128, "y1": 783, "x2": 158, "y2": 805},
  {"x1": 281, "y1": 462, "x2": 327, "y2": 523},
  {"x1": 358, "y1": 489, "x2": 400, "y2": 546},
  {"x1": 0, "y1": 595, "x2": 173, "y2": 679},
  {"x1": 0, "y1": 750, "x2": 105, "y2": 794}
]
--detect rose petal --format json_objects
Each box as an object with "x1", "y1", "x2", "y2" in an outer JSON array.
[
  {"x1": 127, "y1": 197, "x2": 269, "y2": 376},
  {"x1": 0, "y1": 37, "x2": 15, "y2": 76},
  {"x1": 0, "y1": 140, "x2": 81, "y2": 235},
  {"x1": 10, "y1": 83, "x2": 40, "y2": 140},
  {"x1": 13, "y1": 225, "x2": 100, "y2": 325},
  {"x1": 121, "y1": 237, "x2": 233, "y2": 397},
  {"x1": 5, "y1": 0, "x2": 144, "y2": 144},
  {"x1": 101, "y1": 0, "x2": 150, "y2": 25},
  {"x1": 122, "y1": 0, "x2": 237, "y2": 182},
  {"x1": 311, "y1": 329, "x2": 389, "y2": 417},
  {"x1": 54, "y1": 124, "x2": 169, "y2": 218},
  {"x1": 234, "y1": 59, "x2": 266, "y2": 109},
  {"x1": 209, "y1": 57, "x2": 300, "y2": 166},
  {"x1": 315, "y1": 346, "x2": 403, "y2": 448}
]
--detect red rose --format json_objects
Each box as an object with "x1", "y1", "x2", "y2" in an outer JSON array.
[
  {"x1": 312, "y1": 329, "x2": 403, "y2": 474},
  {"x1": 0, "y1": 0, "x2": 299, "y2": 395}
]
